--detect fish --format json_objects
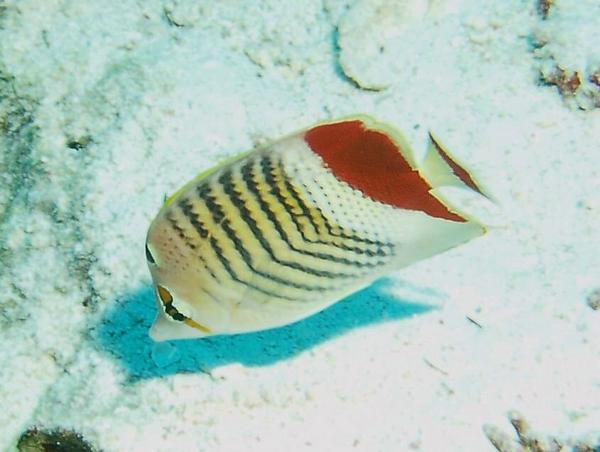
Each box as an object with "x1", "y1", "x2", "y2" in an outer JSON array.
[{"x1": 145, "y1": 115, "x2": 490, "y2": 341}]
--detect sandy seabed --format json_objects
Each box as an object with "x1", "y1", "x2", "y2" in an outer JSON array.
[{"x1": 1, "y1": 1, "x2": 600, "y2": 451}]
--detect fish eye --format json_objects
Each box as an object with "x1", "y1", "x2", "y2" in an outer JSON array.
[{"x1": 145, "y1": 242, "x2": 156, "y2": 264}]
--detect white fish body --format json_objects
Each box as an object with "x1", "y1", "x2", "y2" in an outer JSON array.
[{"x1": 145, "y1": 115, "x2": 490, "y2": 341}]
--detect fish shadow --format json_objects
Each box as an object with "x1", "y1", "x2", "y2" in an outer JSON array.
[{"x1": 93, "y1": 278, "x2": 434, "y2": 381}]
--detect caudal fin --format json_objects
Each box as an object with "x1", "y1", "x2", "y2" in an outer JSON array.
[{"x1": 421, "y1": 132, "x2": 492, "y2": 200}]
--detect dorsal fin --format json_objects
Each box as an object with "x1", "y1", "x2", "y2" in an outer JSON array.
[
  {"x1": 303, "y1": 117, "x2": 467, "y2": 222},
  {"x1": 161, "y1": 150, "x2": 252, "y2": 211}
]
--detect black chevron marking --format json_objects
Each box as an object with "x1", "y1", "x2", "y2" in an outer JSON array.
[
  {"x1": 178, "y1": 198, "x2": 209, "y2": 239},
  {"x1": 208, "y1": 236, "x2": 298, "y2": 301},
  {"x1": 261, "y1": 157, "x2": 315, "y2": 242},
  {"x1": 199, "y1": 175, "x2": 334, "y2": 295},
  {"x1": 259, "y1": 156, "x2": 389, "y2": 269},
  {"x1": 264, "y1": 157, "x2": 394, "y2": 258},
  {"x1": 239, "y1": 162, "x2": 365, "y2": 279},
  {"x1": 275, "y1": 160, "x2": 394, "y2": 256},
  {"x1": 166, "y1": 211, "x2": 197, "y2": 251}
]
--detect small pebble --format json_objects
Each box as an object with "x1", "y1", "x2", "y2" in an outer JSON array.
[
  {"x1": 211, "y1": 363, "x2": 247, "y2": 380},
  {"x1": 151, "y1": 341, "x2": 181, "y2": 368},
  {"x1": 586, "y1": 288, "x2": 600, "y2": 311}
]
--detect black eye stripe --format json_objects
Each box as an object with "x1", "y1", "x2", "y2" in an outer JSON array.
[
  {"x1": 145, "y1": 243, "x2": 156, "y2": 264},
  {"x1": 157, "y1": 285, "x2": 186, "y2": 322},
  {"x1": 165, "y1": 304, "x2": 186, "y2": 322}
]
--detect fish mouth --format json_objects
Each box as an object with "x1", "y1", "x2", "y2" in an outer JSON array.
[{"x1": 149, "y1": 313, "x2": 212, "y2": 341}]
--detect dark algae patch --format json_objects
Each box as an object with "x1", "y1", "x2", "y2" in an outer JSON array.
[{"x1": 17, "y1": 427, "x2": 96, "y2": 452}]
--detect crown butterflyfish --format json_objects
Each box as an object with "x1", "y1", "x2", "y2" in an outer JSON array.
[{"x1": 145, "y1": 115, "x2": 491, "y2": 340}]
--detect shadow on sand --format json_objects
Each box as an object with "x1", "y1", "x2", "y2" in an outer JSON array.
[{"x1": 93, "y1": 278, "x2": 434, "y2": 381}]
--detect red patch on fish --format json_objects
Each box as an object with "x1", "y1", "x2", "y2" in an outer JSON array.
[{"x1": 304, "y1": 120, "x2": 466, "y2": 222}]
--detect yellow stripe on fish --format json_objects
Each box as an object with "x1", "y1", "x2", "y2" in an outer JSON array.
[{"x1": 145, "y1": 115, "x2": 491, "y2": 340}]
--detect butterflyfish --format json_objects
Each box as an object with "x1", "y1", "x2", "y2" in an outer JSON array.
[{"x1": 145, "y1": 115, "x2": 490, "y2": 341}]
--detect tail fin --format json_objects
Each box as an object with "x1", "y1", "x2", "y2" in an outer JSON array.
[
  {"x1": 421, "y1": 132, "x2": 506, "y2": 229},
  {"x1": 421, "y1": 132, "x2": 493, "y2": 201}
]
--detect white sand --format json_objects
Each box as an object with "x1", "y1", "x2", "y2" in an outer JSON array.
[{"x1": 1, "y1": 0, "x2": 599, "y2": 450}]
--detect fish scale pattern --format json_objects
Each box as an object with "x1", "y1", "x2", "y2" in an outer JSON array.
[
  {"x1": 146, "y1": 117, "x2": 487, "y2": 339},
  {"x1": 151, "y1": 144, "x2": 396, "y2": 315}
]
